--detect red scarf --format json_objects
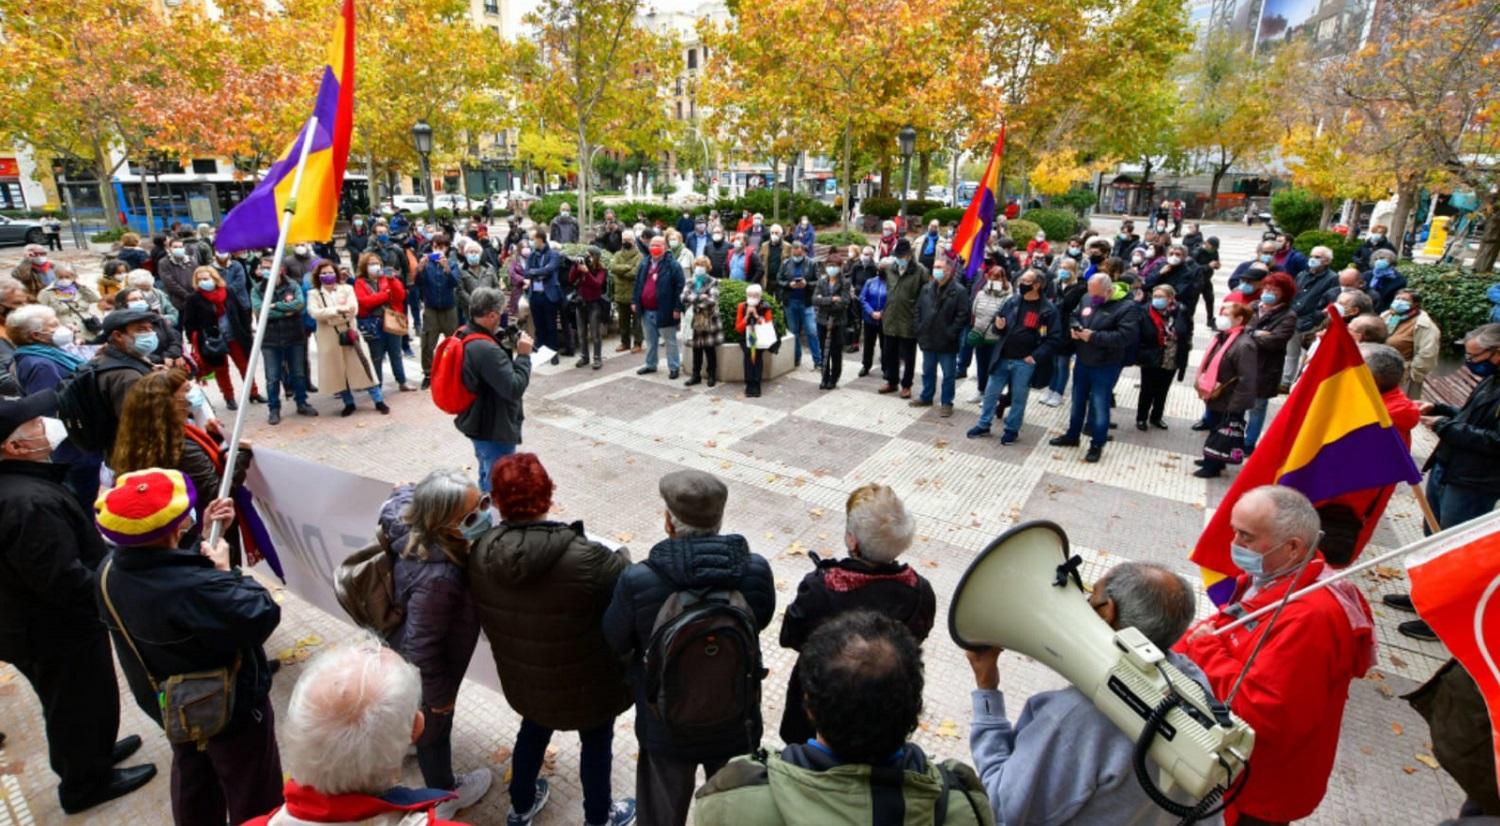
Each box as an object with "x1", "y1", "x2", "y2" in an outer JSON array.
[
  {"x1": 1147, "y1": 304, "x2": 1173, "y2": 347},
  {"x1": 199, "y1": 285, "x2": 228, "y2": 317}
]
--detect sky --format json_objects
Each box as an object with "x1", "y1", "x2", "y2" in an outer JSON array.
[{"x1": 507, "y1": 0, "x2": 703, "y2": 38}]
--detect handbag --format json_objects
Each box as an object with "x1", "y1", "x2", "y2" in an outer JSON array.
[
  {"x1": 382, "y1": 306, "x2": 409, "y2": 336},
  {"x1": 1203, "y1": 416, "x2": 1246, "y2": 465},
  {"x1": 752, "y1": 319, "x2": 777, "y2": 350},
  {"x1": 318, "y1": 289, "x2": 359, "y2": 347},
  {"x1": 100, "y1": 558, "x2": 239, "y2": 750},
  {"x1": 678, "y1": 305, "x2": 695, "y2": 342},
  {"x1": 197, "y1": 325, "x2": 230, "y2": 361}
]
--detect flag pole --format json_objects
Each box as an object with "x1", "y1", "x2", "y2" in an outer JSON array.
[
  {"x1": 1411, "y1": 483, "x2": 1441, "y2": 534},
  {"x1": 206, "y1": 115, "x2": 321, "y2": 549},
  {"x1": 1211, "y1": 509, "x2": 1500, "y2": 636}
]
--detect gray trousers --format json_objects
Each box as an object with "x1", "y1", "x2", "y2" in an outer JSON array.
[
  {"x1": 420, "y1": 305, "x2": 459, "y2": 376},
  {"x1": 636, "y1": 749, "x2": 727, "y2": 826}
]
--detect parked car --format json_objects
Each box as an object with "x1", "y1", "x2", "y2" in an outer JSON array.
[
  {"x1": 925, "y1": 186, "x2": 952, "y2": 206},
  {"x1": 433, "y1": 193, "x2": 478, "y2": 211},
  {"x1": 0, "y1": 214, "x2": 45, "y2": 246},
  {"x1": 381, "y1": 195, "x2": 431, "y2": 215}
]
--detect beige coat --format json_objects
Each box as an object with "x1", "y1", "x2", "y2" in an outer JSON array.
[
  {"x1": 308, "y1": 283, "x2": 377, "y2": 394},
  {"x1": 38, "y1": 283, "x2": 101, "y2": 336}
]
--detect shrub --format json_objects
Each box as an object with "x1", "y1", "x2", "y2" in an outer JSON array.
[
  {"x1": 717, "y1": 278, "x2": 786, "y2": 345},
  {"x1": 815, "y1": 230, "x2": 870, "y2": 250},
  {"x1": 598, "y1": 201, "x2": 683, "y2": 227},
  {"x1": 526, "y1": 194, "x2": 576, "y2": 225},
  {"x1": 903, "y1": 199, "x2": 945, "y2": 220},
  {"x1": 1293, "y1": 230, "x2": 1361, "y2": 270},
  {"x1": 1402, "y1": 263, "x2": 1500, "y2": 350},
  {"x1": 713, "y1": 190, "x2": 838, "y2": 225},
  {"x1": 1004, "y1": 219, "x2": 1041, "y2": 245},
  {"x1": 1270, "y1": 187, "x2": 1323, "y2": 237},
  {"x1": 1021, "y1": 208, "x2": 1079, "y2": 242},
  {"x1": 861, "y1": 196, "x2": 900, "y2": 219},
  {"x1": 922, "y1": 207, "x2": 966, "y2": 226},
  {"x1": 1053, "y1": 188, "x2": 1098, "y2": 215},
  {"x1": 91, "y1": 228, "x2": 126, "y2": 243}
]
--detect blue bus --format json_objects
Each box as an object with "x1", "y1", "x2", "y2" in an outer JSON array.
[{"x1": 104, "y1": 172, "x2": 370, "y2": 235}]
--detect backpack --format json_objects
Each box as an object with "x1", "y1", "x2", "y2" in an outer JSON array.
[
  {"x1": 643, "y1": 587, "x2": 765, "y2": 749},
  {"x1": 334, "y1": 538, "x2": 403, "y2": 635},
  {"x1": 429, "y1": 329, "x2": 492, "y2": 415},
  {"x1": 55, "y1": 360, "x2": 138, "y2": 453}
]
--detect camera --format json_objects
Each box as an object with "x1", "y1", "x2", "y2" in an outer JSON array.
[{"x1": 494, "y1": 319, "x2": 521, "y2": 351}]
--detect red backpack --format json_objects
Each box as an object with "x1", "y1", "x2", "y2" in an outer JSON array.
[{"x1": 429, "y1": 329, "x2": 492, "y2": 415}]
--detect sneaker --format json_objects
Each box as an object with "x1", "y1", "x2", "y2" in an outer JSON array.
[
  {"x1": 1397, "y1": 619, "x2": 1438, "y2": 642},
  {"x1": 435, "y1": 768, "x2": 494, "y2": 820},
  {"x1": 966, "y1": 391, "x2": 983, "y2": 404},
  {"x1": 966, "y1": 425, "x2": 991, "y2": 439},
  {"x1": 587, "y1": 798, "x2": 637, "y2": 826},
  {"x1": 1382, "y1": 593, "x2": 1416, "y2": 613},
  {"x1": 1038, "y1": 391, "x2": 1061, "y2": 408},
  {"x1": 1000, "y1": 430, "x2": 1018, "y2": 445},
  {"x1": 505, "y1": 778, "x2": 551, "y2": 826}
]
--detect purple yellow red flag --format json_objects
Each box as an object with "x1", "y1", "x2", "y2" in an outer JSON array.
[
  {"x1": 950, "y1": 126, "x2": 1004, "y2": 282},
  {"x1": 1405, "y1": 511, "x2": 1500, "y2": 792},
  {"x1": 1191, "y1": 307, "x2": 1422, "y2": 604},
  {"x1": 216, "y1": 0, "x2": 354, "y2": 252}
]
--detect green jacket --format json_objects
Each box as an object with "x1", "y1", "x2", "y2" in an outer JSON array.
[
  {"x1": 881, "y1": 259, "x2": 927, "y2": 339},
  {"x1": 610, "y1": 247, "x2": 643, "y2": 304},
  {"x1": 695, "y1": 746, "x2": 993, "y2": 826}
]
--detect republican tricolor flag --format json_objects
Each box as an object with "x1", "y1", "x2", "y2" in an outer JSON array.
[
  {"x1": 1191, "y1": 307, "x2": 1422, "y2": 604},
  {"x1": 949, "y1": 126, "x2": 1004, "y2": 282},
  {"x1": 216, "y1": 0, "x2": 355, "y2": 252}
]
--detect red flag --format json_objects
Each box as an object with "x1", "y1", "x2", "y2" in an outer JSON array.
[{"x1": 1405, "y1": 511, "x2": 1500, "y2": 792}]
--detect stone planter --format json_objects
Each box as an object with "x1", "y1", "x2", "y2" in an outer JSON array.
[{"x1": 711, "y1": 334, "x2": 797, "y2": 383}]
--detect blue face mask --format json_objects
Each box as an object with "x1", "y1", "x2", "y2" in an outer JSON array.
[
  {"x1": 126, "y1": 300, "x2": 149, "y2": 312},
  {"x1": 1259, "y1": 253, "x2": 1274, "y2": 264},
  {"x1": 377, "y1": 233, "x2": 390, "y2": 242},
  {"x1": 466, "y1": 253, "x2": 481, "y2": 265},
  {"x1": 1390, "y1": 299, "x2": 1412, "y2": 315},
  {"x1": 1239, "y1": 282, "x2": 1257, "y2": 295},
  {"x1": 1466, "y1": 356, "x2": 1497, "y2": 378},
  {"x1": 186, "y1": 385, "x2": 207, "y2": 410},
  {"x1": 459, "y1": 508, "x2": 493, "y2": 541},
  {"x1": 131, "y1": 331, "x2": 158, "y2": 355},
  {"x1": 1151, "y1": 297, "x2": 1169, "y2": 311},
  {"x1": 1373, "y1": 258, "x2": 1391, "y2": 271},
  {"x1": 1308, "y1": 258, "x2": 1325, "y2": 271},
  {"x1": 1230, "y1": 542, "x2": 1265, "y2": 576},
  {"x1": 1260, "y1": 290, "x2": 1278, "y2": 305}
]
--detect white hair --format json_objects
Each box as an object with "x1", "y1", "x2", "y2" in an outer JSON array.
[
  {"x1": 1310, "y1": 245, "x2": 1333, "y2": 259},
  {"x1": 666, "y1": 509, "x2": 719, "y2": 538},
  {"x1": 882, "y1": 220, "x2": 896, "y2": 232},
  {"x1": 50, "y1": 262, "x2": 76, "y2": 279},
  {"x1": 745, "y1": 283, "x2": 763, "y2": 297},
  {"x1": 127, "y1": 269, "x2": 155, "y2": 290},
  {"x1": 845, "y1": 484, "x2": 915, "y2": 563},
  {"x1": 770, "y1": 224, "x2": 783, "y2": 235},
  {"x1": 280, "y1": 634, "x2": 421, "y2": 795},
  {"x1": 1246, "y1": 485, "x2": 1321, "y2": 548},
  {"x1": 5, "y1": 303, "x2": 56, "y2": 342},
  {"x1": 622, "y1": 230, "x2": 636, "y2": 243},
  {"x1": 463, "y1": 240, "x2": 482, "y2": 254}
]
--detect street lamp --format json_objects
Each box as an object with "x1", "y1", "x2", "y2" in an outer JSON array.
[
  {"x1": 410, "y1": 120, "x2": 435, "y2": 221},
  {"x1": 897, "y1": 124, "x2": 916, "y2": 231}
]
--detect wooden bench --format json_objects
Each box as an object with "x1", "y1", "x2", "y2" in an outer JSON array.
[{"x1": 1425, "y1": 366, "x2": 1480, "y2": 409}]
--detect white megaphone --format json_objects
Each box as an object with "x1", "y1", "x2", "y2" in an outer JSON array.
[{"x1": 950, "y1": 521, "x2": 1254, "y2": 816}]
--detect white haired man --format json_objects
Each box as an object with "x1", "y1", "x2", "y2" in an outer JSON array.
[
  {"x1": 1176, "y1": 485, "x2": 1375, "y2": 826},
  {"x1": 777, "y1": 483, "x2": 936, "y2": 745},
  {"x1": 243, "y1": 637, "x2": 466, "y2": 826}
]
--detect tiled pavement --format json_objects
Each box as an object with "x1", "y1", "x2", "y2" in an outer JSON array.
[{"x1": 0, "y1": 222, "x2": 1470, "y2": 824}]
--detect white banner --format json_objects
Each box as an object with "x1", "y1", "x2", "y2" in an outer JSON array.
[{"x1": 244, "y1": 448, "x2": 504, "y2": 693}]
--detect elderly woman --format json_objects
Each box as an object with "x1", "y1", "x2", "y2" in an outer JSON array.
[
  {"x1": 7, "y1": 304, "x2": 85, "y2": 394},
  {"x1": 1136, "y1": 283, "x2": 1187, "y2": 431},
  {"x1": 115, "y1": 287, "x2": 185, "y2": 368},
  {"x1": 736, "y1": 283, "x2": 775, "y2": 398},
  {"x1": 1242, "y1": 271, "x2": 1297, "y2": 454},
  {"x1": 458, "y1": 239, "x2": 501, "y2": 323},
  {"x1": 36, "y1": 262, "x2": 100, "y2": 338},
  {"x1": 183, "y1": 265, "x2": 257, "y2": 409},
  {"x1": 124, "y1": 269, "x2": 178, "y2": 323},
  {"x1": 777, "y1": 483, "x2": 936, "y2": 744},
  {"x1": 307, "y1": 258, "x2": 387, "y2": 416},
  {"x1": 1363, "y1": 248, "x2": 1406, "y2": 313},
  {"x1": 469, "y1": 454, "x2": 635, "y2": 826},
  {"x1": 680, "y1": 255, "x2": 722, "y2": 388},
  {"x1": 353, "y1": 252, "x2": 413, "y2": 391},
  {"x1": 812, "y1": 253, "x2": 854, "y2": 390},
  {"x1": 385, "y1": 469, "x2": 492, "y2": 819},
  {"x1": 1194, "y1": 302, "x2": 1258, "y2": 478},
  {"x1": 1382, "y1": 288, "x2": 1441, "y2": 399}
]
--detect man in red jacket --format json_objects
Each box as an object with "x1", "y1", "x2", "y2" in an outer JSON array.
[{"x1": 1177, "y1": 485, "x2": 1375, "y2": 826}]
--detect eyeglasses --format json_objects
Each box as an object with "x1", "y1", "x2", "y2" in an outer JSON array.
[{"x1": 459, "y1": 495, "x2": 493, "y2": 530}]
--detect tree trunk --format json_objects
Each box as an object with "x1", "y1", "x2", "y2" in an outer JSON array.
[
  {"x1": 841, "y1": 121, "x2": 854, "y2": 233},
  {"x1": 917, "y1": 151, "x2": 930, "y2": 198},
  {"x1": 92, "y1": 140, "x2": 123, "y2": 229},
  {"x1": 138, "y1": 171, "x2": 155, "y2": 234},
  {"x1": 1474, "y1": 206, "x2": 1500, "y2": 273},
  {"x1": 577, "y1": 131, "x2": 590, "y2": 240},
  {"x1": 1207, "y1": 166, "x2": 1226, "y2": 216},
  {"x1": 1318, "y1": 198, "x2": 1334, "y2": 230},
  {"x1": 1389, "y1": 183, "x2": 1418, "y2": 258},
  {"x1": 769, "y1": 155, "x2": 781, "y2": 222},
  {"x1": 879, "y1": 156, "x2": 891, "y2": 198}
]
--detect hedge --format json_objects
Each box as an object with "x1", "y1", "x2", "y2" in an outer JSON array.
[
  {"x1": 1402, "y1": 263, "x2": 1500, "y2": 350},
  {"x1": 1021, "y1": 208, "x2": 1080, "y2": 242},
  {"x1": 1005, "y1": 220, "x2": 1041, "y2": 246},
  {"x1": 922, "y1": 207, "x2": 966, "y2": 226},
  {"x1": 598, "y1": 201, "x2": 684, "y2": 227},
  {"x1": 1293, "y1": 230, "x2": 1360, "y2": 270},
  {"x1": 815, "y1": 230, "x2": 870, "y2": 250},
  {"x1": 1053, "y1": 189, "x2": 1098, "y2": 215},
  {"x1": 91, "y1": 228, "x2": 127, "y2": 243},
  {"x1": 1270, "y1": 188, "x2": 1322, "y2": 237},
  {"x1": 717, "y1": 278, "x2": 786, "y2": 345},
  {"x1": 861, "y1": 197, "x2": 943, "y2": 220},
  {"x1": 525, "y1": 194, "x2": 576, "y2": 226}
]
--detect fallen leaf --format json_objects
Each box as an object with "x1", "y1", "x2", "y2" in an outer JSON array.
[
  {"x1": 1402, "y1": 765, "x2": 1418, "y2": 775},
  {"x1": 1390, "y1": 654, "x2": 1408, "y2": 669},
  {"x1": 1391, "y1": 722, "x2": 1404, "y2": 736},
  {"x1": 923, "y1": 559, "x2": 940, "y2": 569},
  {"x1": 809, "y1": 508, "x2": 825, "y2": 518},
  {"x1": 1376, "y1": 683, "x2": 1395, "y2": 699},
  {"x1": 775, "y1": 578, "x2": 788, "y2": 591},
  {"x1": 1415, "y1": 753, "x2": 1440, "y2": 770},
  {"x1": 1360, "y1": 745, "x2": 1375, "y2": 755},
  {"x1": 935, "y1": 438, "x2": 949, "y2": 449},
  {"x1": 297, "y1": 634, "x2": 323, "y2": 648},
  {"x1": 705, "y1": 440, "x2": 718, "y2": 448},
  {"x1": 817, "y1": 531, "x2": 829, "y2": 540},
  {"x1": 935, "y1": 719, "x2": 960, "y2": 738},
  {"x1": 614, "y1": 531, "x2": 634, "y2": 543},
  {"x1": 0, "y1": 760, "x2": 25, "y2": 775},
  {"x1": 1373, "y1": 565, "x2": 1404, "y2": 580},
  {"x1": 720, "y1": 461, "x2": 733, "y2": 469}
]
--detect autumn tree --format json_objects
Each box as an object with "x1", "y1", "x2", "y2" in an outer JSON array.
[{"x1": 1177, "y1": 33, "x2": 1278, "y2": 213}]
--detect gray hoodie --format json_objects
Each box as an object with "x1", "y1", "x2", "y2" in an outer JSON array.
[{"x1": 969, "y1": 651, "x2": 1225, "y2": 826}]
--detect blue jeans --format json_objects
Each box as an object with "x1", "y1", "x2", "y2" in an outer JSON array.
[
  {"x1": 978, "y1": 358, "x2": 1035, "y2": 434},
  {"x1": 1049, "y1": 353, "x2": 1072, "y2": 395},
  {"x1": 262, "y1": 342, "x2": 308, "y2": 410},
  {"x1": 368, "y1": 331, "x2": 408, "y2": 385},
  {"x1": 405, "y1": 283, "x2": 422, "y2": 333},
  {"x1": 510, "y1": 718, "x2": 614, "y2": 826},
  {"x1": 1425, "y1": 463, "x2": 1500, "y2": 533},
  {"x1": 470, "y1": 438, "x2": 516, "y2": 493},
  {"x1": 785, "y1": 300, "x2": 822, "y2": 366},
  {"x1": 336, "y1": 385, "x2": 384, "y2": 406},
  {"x1": 920, "y1": 350, "x2": 957, "y2": 405},
  {"x1": 1244, "y1": 397, "x2": 1270, "y2": 450},
  {"x1": 640, "y1": 311, "x2": 681, "y2": 372},
  {"x1": 1066, "y1": 362, "x2": 1123, "y2": 448}
]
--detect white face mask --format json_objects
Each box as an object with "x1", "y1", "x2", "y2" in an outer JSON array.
[
  {"x1": 1167, "y1": 255, "x2": 1182, "y2": 265},
  {"x1": 367, "y1": 264, "x2": 381, "y2": 275},
  {"x1": 1215, "y1": 315, "x2": 1233, "y2": 332},
  {"x1": 51, "y1": 327, "x2": 75, "y2": 347},
  {"x1": 747, "y1": 296, "x2": 760, "y2": 307}
]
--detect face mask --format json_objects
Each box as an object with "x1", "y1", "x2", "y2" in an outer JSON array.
[
  {"x1": 132, "y1": 331, "x2": 159, "y2": 355},
  {"x1": 1258, "y1": 253, "x2": 1273, "y2": 264},
  {"x1": 693, "y1": 266, "x2": 706, "y2": 276},
  {"x1": 1215, "y1": 315, "x2": 1234, "y2": 332},
  {"x1": 459, "y1": 508, "x2": 493, "y2": 541},
  {"x1": 1035, "y1": 235, "x2": 1045, "y2": 242},
  {"x1": 986, "y1": 280, "x2": 1006, "y2": 293},
  {"x1": 670, "y1": 238, "x2": 681, "y2": 249},
  {"x1": 466, "y1": 253, "x2": 481, "y2": 265},
  {"x1": 1390, "y1": 299, "x2": 1412, "y2": 315},
  {"x1": 825, "y1": 266, "x2": 840, "y2": 277},
  {"x1": 1090, "y1": 294, "x2": 1107, "y2": 307},
  {"x1": 1088, "y1": 252, "x2": 1105, "y2": 263},
  {"x1": 353, "y1": 219, "x2": 364, "y2": 227},
  {"x1": 559, "y1": 210, "x2": 571, "y2": 218},
  {"x1": 1058, "y1": 270, "x2": 1073, "y2": 282},
  {"x1": 170, "y1": 248, "x2": 186, "y2": 260},
  {"x1": 55, "y1": 278, "x2": 76, "y2": 290},
  {"x1": 1166, "y1": 255, "x2": 1182, "y2": 266},
  {"x1": 1260, "y1": 290, "x2": 1277, "y2": 305},
  {"x1": 127, "y1": 300, "x2": 149, "y2": 312},
  {"x1": 1151, "y1": 297, "x2": 1169, "y2": 311},
  {"x1": 1465, "y1": 356, "x2": 1497, "y2": 378},
  {"x1": 1131, "y1": 255, "x2": 1145, "y2": 265},
  {"x1": 1308, "y1": 258, "x2": 1325, "y2": 271},
  {"x1": 792, "y1": 255, "x2": 804, "y2": 263},
  {"x1": 186, "y1": 384, "x2": 207, "y2": 410},
  {"x1": 650, "y1": 247, "x2": 665, "y2": 259},
  {"x1": 367, "y1": 264, "x2": 382, "y2": 276},
  {"x1": 197, "y1": 279, "x2": 216, "y2": 291},
  {"x1": 320, "y1": 272, "x2": 337, "y2": 285},
  {"x1": 732, "y1": 240, "x2": 743, "y2": 249},
  {"x1": 1068, "y1": 246, "x2": 1081, "y2": 256},
  {"x1": 32, "y1": 255, "x2": 48, "y2": 266},
  {"x1": 258, "y1": 269, "x2": 271, "y2": 280},
  {"x1": 377, "y1": 233, "x2": 390, "y2": 242},
  {"x1": 1373, "y1": 259, "x2": 1391, "y2": 271},
  {"x1": 1230, "y1": 543, "x2": 1266, "y2": 577},
  {"x1": 1239, "y1": 282, "x2": 1257, "y2": 295},
  {"x1": 747, "y1": 296, "x2": 760, "y2": 307},
  {"x1": 860, "y1": 254, "x2": 872, "y2": 262},
  {"x1": 1369, "y1": 233, "x2": 1383, "y2": 242},
  {"x1": 771, "y1": 233, "x2": 782, "y2": 242},
  {"x1": 1118, "y1": 233, "x2": 1127, "y2": 240},
  {"x1": 753, "y1": 221, "x2": 762, "y2": 228},
  {"x1": 51, "y1": 327, "x2": 75, "y2": 347},
  {"x1": 294, "y1": 245, "x2": 309, "y2": 257}
]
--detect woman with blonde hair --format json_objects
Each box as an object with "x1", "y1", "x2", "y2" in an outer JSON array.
[{"x1": 183, "y1": 265, "x2": 262, "y2": 408}]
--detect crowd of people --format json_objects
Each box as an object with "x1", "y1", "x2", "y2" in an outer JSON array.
[{"x1": 1, "y1": 201, "x2": 1497, "y2": 826}]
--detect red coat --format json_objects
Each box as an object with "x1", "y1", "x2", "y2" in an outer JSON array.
[
  {"x1": 1176, "y1": 559, "x2": 1375, "y2": 824},
  {"x1": 242, "y1": 780, "x2": 459, "y2": 826},
  {"x1": 353, "y1": 275, "x2": 406, "y2": 319}
]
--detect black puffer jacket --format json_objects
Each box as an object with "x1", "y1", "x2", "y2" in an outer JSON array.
[
  {"x1": 914, "y1": 276, "x2": 970, "y2": 354},
  {"x1": 1429, "y1": 374, "x2": 1500, "y2": 493},
  {"x1": 603, "y1": 533, "x2": 775, "y2": 760},
  {"x1": 469, "y1": 520, "x2": 632, "y2": 731}
]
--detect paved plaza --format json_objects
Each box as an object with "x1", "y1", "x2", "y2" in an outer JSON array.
[{"x1": 0, "y1": 222, "x2": 1471, "y2": 825}]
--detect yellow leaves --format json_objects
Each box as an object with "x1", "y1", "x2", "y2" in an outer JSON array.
[{"x1": 1029, "y1": 150, "x2": 1107, "y2": 196}]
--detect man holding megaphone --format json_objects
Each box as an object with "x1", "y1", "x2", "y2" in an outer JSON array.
[{"x1": 965, "y1": 561, "x2": 1221, "y2": 825}]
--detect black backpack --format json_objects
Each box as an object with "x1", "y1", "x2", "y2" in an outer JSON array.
[
  {"x1": 643, "y1": 586, "x2": 765, "y2": 749},
  {"x1": 55, "y1": 361, "x2": 137, "y2": 453}
]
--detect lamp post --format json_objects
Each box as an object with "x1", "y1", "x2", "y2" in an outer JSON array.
[
  {"x1": 897, "y1": 124, "x2": 916, "y2": 232},
  {"x1": 410, "y1": 120, "x2": 435, "y2": 222}
]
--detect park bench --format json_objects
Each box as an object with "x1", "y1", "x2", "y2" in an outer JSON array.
[{"x1": 1425, "y1": 366, "x2": 1480, "y2": 410}]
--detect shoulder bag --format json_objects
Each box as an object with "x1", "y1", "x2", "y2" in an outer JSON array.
[{"x1": 100, "y1": 558, "x2": 240, "y2": 750}]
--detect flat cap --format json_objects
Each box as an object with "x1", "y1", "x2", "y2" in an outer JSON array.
[
  {"x1": 91, "y1": 307, "x2": 157, "y2": 343},
  {"x1": 659, "y1": 469, "x2": 728, "y2": 530},
  {"x1": 894, "y1": 238, "x2": 913, "y2": 257},
  {"x1": 0, "y1": 390, "x2": 58, "y2": 443}
]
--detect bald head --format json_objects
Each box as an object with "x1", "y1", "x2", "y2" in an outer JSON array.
[
  {"x1": 1087, "y1": 273, "x2": 1113, "y2": 297},
  {"x1": 1232, "y1": 485, "x2": 1320, "y2": 577},
  {"x1": 1348, "y1": 314, "x2": 1388, "y2": 344}
]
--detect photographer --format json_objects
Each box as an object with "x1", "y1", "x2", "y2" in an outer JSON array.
[
  {"x1": 418, "y1": 235, "x2": 463, "y2": 389},
  {"x1": 454, "y1": 288, "x2": 533, "y2": 493}
]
